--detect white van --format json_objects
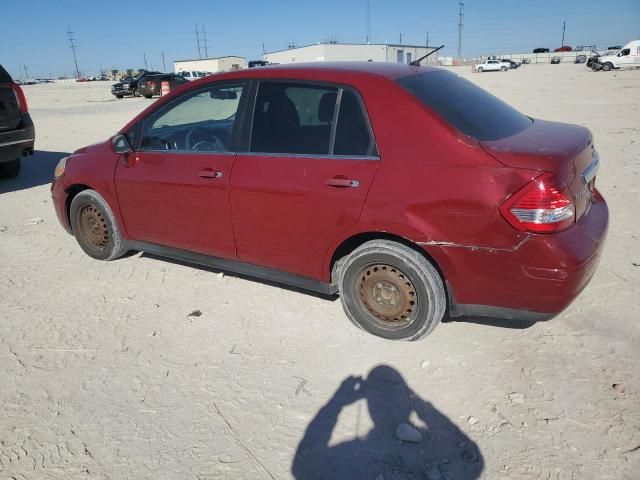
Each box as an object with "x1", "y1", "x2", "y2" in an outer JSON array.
[
  {"x1": 177, "y1": 71, "x2": 206, "y2": 81},
  {"x1": 597, "y1": 40, "x2": 640, "y2": 71}
]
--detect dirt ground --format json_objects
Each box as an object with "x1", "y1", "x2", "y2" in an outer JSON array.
[{"x1": 1, "y1": 64, "x2": 638, "y2": 480}]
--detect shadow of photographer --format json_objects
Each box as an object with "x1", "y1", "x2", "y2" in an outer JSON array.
[{"x1": 292, "y1": 365, "x2": 483, "y2": 479}]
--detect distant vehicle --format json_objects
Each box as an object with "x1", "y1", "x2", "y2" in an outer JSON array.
[
  {"x1": 596, "y1": 40, "x2": 640, "y2": 71},
  {"x1": 177, "y1": 71, "x2": 207, "y2": 81},
  {"x1": 607, "y1": 46, "x2": 623, "y2": 51},
  {"x1": 554, "y1": 46, "x2": 573, "y2": 52},
  {"x1": 587, "y1": 54, "x2": 600, "y2": 69},
  {"x1": 551, "y1": 56, "x2": 562, "y2": 64},
  {"x1": 248, "y1": 60, "x2": 269, "y2": 68},
  {"x1": 533, "y1": 48, "x2": 549, "y2": 53},
  {"x1": 574, "y1": 45, "x2": 596, "y2": 52},
  {"x1": 50, "y1": 62, "x2": 609, "y2": 341},
  {"x1": 575, "y1": 55, "x2": 587, "y2": 64},
  {"x1": 111, "y1": 71, "x2": 161, "y2": 98},
  {"x1": 500, "y1": 59, "x2": 521, "y2": 69},
  {"x1": 0, "y1": 64, "x2": 34, "y2": 178},
  {"x1": 473, "y1": 59, "x2": 510, "y2": 72},
  {"x1": 76, "y1": 77, "x2": 90, "y2": 82},
  {"x1": 521, "y1": 58, "x2": 531, "y2": 64},
  {"x1": 137, "y1": 73, "x2": 189, "y2": 98}
]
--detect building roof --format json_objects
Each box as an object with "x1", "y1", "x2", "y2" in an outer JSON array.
[
  {"x1": 174, "y1": 55, "x2": 245, "y2": 63},
  {"x1": 265, "y1": 42, "x2": 436, "y2": 55}
]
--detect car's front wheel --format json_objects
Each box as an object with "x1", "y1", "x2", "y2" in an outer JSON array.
[
  {"x1": 70, "y1": 189, "x2": 128, "y2": 261},
  {"x1": 602, "y1": 62, "x2": 613, "y2": 71},
  {"x1": 501, "y1": 65, "x2": 508, "y2": 71},
  {"x1": 0, "y1": 157, "x2": 21, "y2": 179},
  {"x1": 477, "y1": 67, "x2": 484, "y2": 72},
  {"x1": 338, "y1": 240, "x2": 446, "y2": 341}
]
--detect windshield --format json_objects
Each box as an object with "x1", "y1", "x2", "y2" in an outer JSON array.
[{"x1": 396, "y1": 70, "x2": 532, "y2": 141}]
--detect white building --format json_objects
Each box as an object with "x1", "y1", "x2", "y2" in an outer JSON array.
[
  {"x1": 173, "y1": 56, "x2": 246, "y2": 74},
  {"x1": 264, "y1": 43, "x2": 439, "y2": 65}
]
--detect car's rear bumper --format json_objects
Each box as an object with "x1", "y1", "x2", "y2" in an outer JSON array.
[
  {"x1": 0, "y1": 114, "x2": 35, "y2": 163},
  {"x1": 439, "y1": 192, "x2": 609, "y2": 321}
]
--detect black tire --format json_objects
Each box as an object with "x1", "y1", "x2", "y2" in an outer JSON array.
[
  {"x1": 500, "y1": 66, "x2": 508, "y2": 71},
  {"x1": 0, "y1": 157, "x2": 21, "y2": 179},
  {"x1": 115, "y1": 94, "x2": 124, "y2": 99},
  {"x1": 602, "y1": 62, "x2": 613, "y2": 72},
  {"x1": 143, "y1": 94, "x2": 152, "y2": 99},
  {"x1": 338, "y1": 240, "x2": 446, "y2": 341},
  {"x1": 69, "y1": 189, "x2": 127, "y2": 261},
  {"x1": 131, "y1": 88, "x2": 139, "y2": 97},
  {"x1": 478, "y1": 67, "x2": 484, "y2": 72}
]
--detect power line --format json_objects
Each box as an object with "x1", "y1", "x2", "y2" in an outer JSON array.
[
  {"x1": 67, "y1": 25, "x2": 81, "y2": 78},
  {"x1": 458, "y1": 2, "x2": 464, "y2": 60},
  {"x1": 202, "y1": 25, "x2": 209, "y2": 58}
]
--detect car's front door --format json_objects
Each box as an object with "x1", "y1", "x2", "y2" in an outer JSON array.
[
  {"x1": 115, "y1": 82, "x2": 247, "y2": 258},
  {"x1": 230, "y1": 81, "x2": 380, "y2": 280}
]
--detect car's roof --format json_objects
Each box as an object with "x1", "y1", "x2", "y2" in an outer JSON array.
[{"x1": 246, "y1": 61, "x2": 438, "y2": 79}]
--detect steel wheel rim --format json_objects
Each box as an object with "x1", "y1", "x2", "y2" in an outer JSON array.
[
  {"x1": 79, "y1": 205, "x2": 108, "y2": 249},
  {"x1": 357, "y1": 263, "x2": 419, "y2": 331}
]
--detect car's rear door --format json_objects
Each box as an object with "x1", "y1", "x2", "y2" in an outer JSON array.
[
  {"x1": 229, "y1": 80, "x2": 380, "y2": 280},
  {"x1": 115, "y1": 82, "x2": 248, "y2": 259}
]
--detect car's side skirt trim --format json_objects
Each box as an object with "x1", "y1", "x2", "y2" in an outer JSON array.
[
  {"x1": 451, "y1": 303, "x2": 555, "y2": 322},
  {"x1": 125, "y1": 241, "x2": 339, "y2": 296}
]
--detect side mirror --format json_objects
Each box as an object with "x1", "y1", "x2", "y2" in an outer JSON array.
[{"x1": 113, "y1": 133, "x2": 133, "y2": 154}]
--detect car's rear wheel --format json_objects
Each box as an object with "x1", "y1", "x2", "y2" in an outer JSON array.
[
  {"x1": 602, "y1": 62, "x2": 613, "y2": 71},
  {"x1": 70, "y1": 190, "x2": 127, "y2": 261},
  {"x1": 338, "y1": 240, "x2": 446, "y2": 341},
  {"x1": 0, "y1": 157, "x2": 21, "y2": 179},
  {"x1": 501, "y1": 65, "x2": 508, "y2": 71},
  {"x1": 132, "y1": 88, "x2": 139, "y2": 97}
]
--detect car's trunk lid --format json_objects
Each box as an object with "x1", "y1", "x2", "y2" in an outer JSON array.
[{"x1": 480, "y1": 119, "x2": 599, "y2": 221}]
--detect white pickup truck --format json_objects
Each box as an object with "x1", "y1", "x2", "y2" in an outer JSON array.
[
  {"x1": 597, "y1": 40, "x2": 640, "y2": 71},
  {"x1": 473, "y1": 59, "x2": 511, "y2": 72}
]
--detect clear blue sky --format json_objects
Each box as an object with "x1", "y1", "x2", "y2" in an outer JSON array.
[{"x1": 1, "y1": 0, "x2": 639, "y2": 78}]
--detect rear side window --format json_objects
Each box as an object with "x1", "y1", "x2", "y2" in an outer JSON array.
[
  {"x1": 334, "y1": 91, "x2": 372, "y2": 156},
  {"x1": 397, "y1": 70, "x2": 532, "y2": 141},
  {"x1": 251, "y1": 82, "x2": 337, "y2": 155}
]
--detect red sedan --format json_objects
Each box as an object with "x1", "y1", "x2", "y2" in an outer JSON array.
[{"x1": 51, "y1": 62, "x2": 608, "y2": 340}]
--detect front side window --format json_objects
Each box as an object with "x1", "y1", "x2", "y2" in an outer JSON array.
[
  {"x1": 139, "y1": 84, "x2": 244, "y2": 152},
  {"x1": 251, "y1": 82, "x2": 338, "y2": 155}
]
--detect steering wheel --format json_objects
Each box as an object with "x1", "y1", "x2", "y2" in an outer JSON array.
[{"x1": 185, "y1": 127, "x2": 225, "y2": 152}]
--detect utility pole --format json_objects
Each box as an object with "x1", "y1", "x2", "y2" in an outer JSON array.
[
  {"x1": 67, "y1": 25, "x2": 81, "y2": 78},
  {"x1": 144, "y1": 53, "x2": 148, "y2": 70},
  {"x1": 399, "y1": 33, "x2": 402, "y2": 44},
  {"x1": 366, "y1": 0, "x2": 371, "y2": 43},
  {"x1": 202, "y1": 25, "x2": 209, "y2": 57},
  {"x1": 195, "y1": 24, "x2": 202, "y2": 58},
  {"x1": 18, "y1": 62, "x2": 22, "y2": 80},
  {"x1": 561, "y1": 21, "x2": 566, "y2": 47},
  {"x1": 262, "y1": 42, "x2": 266, "y2": 54},
  {"x1": 23, "y1": 65, "x2": 29, "y2": 79},
  {"x1": 426, "y1": 31, "x2": 429, "y2": 48},
  {"x1": 458, "y1": 2, "x2": 464, "y2": 61},
  {"x1": 161, "y1": 51, "x2": 166, "y2": 72}
]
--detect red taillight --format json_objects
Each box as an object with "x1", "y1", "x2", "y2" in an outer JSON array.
[
  {"x1": 148, "y1": 81, "x2": 156, "y2": 87},
  {"x1": 11, "y1": 83, "x2": 28, "y2": 113},
  {"x1": 500, "y1": 172, "x2": 575, "y2": 233}
]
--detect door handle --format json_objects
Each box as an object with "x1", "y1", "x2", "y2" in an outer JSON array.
[
  {"x1": 198, "y1": 169, "x2": 223, "y2": 179},
  {"x1": 326, "y1": 177, "x2": 360, "y2": 188}
]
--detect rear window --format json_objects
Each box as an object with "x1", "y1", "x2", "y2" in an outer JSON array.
[
  {"x1": 396, "y1": 70, "x2": 532, "y2": 141},
  {"x1": 0, "y1": 65, "x2": 13, "y2": 83}
]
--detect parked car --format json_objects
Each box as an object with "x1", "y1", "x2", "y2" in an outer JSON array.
[
  {"x1": 587, "y1": 54, "x2": 600, "y2": 69},
  {"x1": 0, "y1": 65, "x2": 34, "y2": 178},
  {"x1": 596, "y1": 40, "x2": 640, "y2": 71},
  {"x1": 500, "y1": 59, "x2": 521, "y2": 69},
  {"x1": 554, "y1": 46, "x2": 573, "y2": 52},
  {"x1": 575, "y1": 55, "x2": 587, "y2": 64},
  {"x1": 177, "y1": 71, "x2": 206, "y2": 81},
  {"x1": 473, "y1": 59, "x2": 511, "y2": 72},
  {"x1": 248, "y1": 60, "x2": 269, "y2": 68},
  {"x1": 533, "y1": 48, "x2": 549, "y2": 53},
  {"x1": 607, "y1": 45, "x2": 623, "y2": 51},
  {"x1": 137, "y1": 73, "x2": 189, "y2": 98},
  {"x1": 111, "y1": 71, "x2": 161, "y2": 98},
  {"x1": 551, "y1": 56, "x2": 562, "y2": 64},
  {"x1": 51, "y1": 62, "x2": 608, "y2": 341}
]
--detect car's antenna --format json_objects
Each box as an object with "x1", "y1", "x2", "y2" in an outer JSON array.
[{"x1": 410, "y1": 44, "x2": 445, "y2": 66}]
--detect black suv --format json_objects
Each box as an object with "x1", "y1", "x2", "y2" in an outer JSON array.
[
  {"x1": 111, "y1": 71, "x2": 161, "y2": 98},
  {"x1": 533, "y1": 48, "x2": 549, "y2": 53},
  {"x1": 0, "y1": 65, "x2": 34, "y2": 178},
  {"x1": 137, "y1": 73, "x2": 188, "y2": 98}
]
